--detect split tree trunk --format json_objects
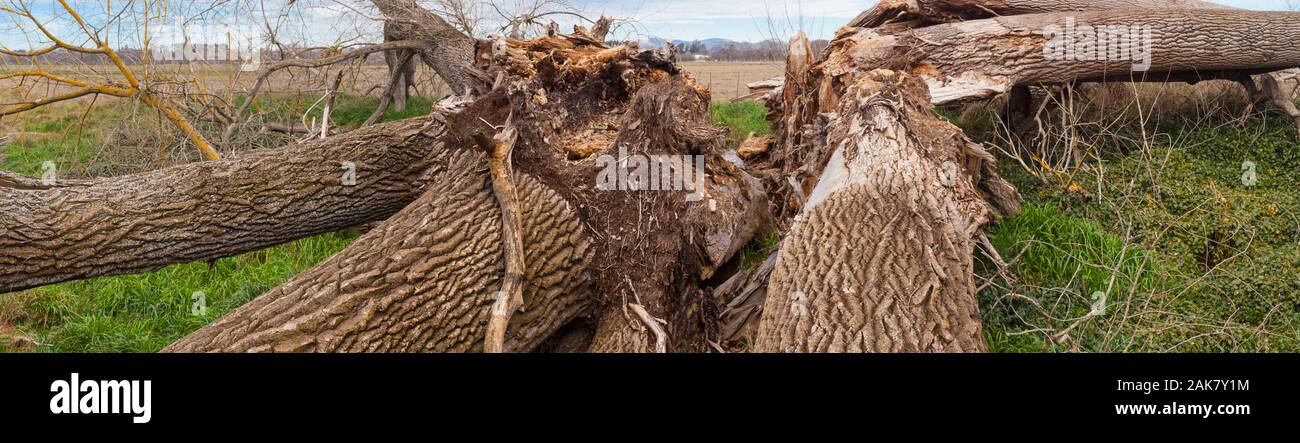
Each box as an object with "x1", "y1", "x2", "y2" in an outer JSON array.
[
  {"x1": 169, "y1": 32, "x2": 771, "y2": 353},
  {"x1": 14, "y1": 0, "x2": 1298, "y2": 353},
  {"x1": 749, "y1": 4, "x2": 1300, "y2": 352},
  {"x1": 755, "y1": 70, "x2": 1011, "y2": 352},
  {"x1": 0, "y1": 118, "x2": 444, "y2": 294}
]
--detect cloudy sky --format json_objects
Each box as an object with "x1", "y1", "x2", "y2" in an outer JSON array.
[
  {"x1": 576, "y1": 0, "x2": 1293, "y2": 41},
  {"x1": 0, "y1": 0, "x2": 1296, "y2": 50}
]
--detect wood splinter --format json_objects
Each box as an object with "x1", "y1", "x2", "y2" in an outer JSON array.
[{"x1": 476, "y1": 120, "x2": 526, "y2": 353}]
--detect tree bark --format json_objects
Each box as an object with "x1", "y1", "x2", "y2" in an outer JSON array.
[
  {"x1": 164, "y1": 153, "x2": 594, "y2": 352},
  {"x1": 24, "y1": 1, "x2": 1294, "y2": 353},
  {"x1": 849, "y1": 0, "x2": 1231, "y2": 29},
  {"x1": 852, "y1": 11, "x2": 1300, "y2": 105},
  {"x1": 381, "y1": 21, "x2": 419, "y2": 112},
  {"x1": 755, "y1": 70, "x2": 1006, "y2": 352},
  {"x1": 0, "y1": 117, "x2": 443, "y2": 293},
  {"x1": 371, "y1": 0, "x2": 487, "y2": 96},
  {"x1": 169, "y1": 31, "x2": 770, "y2": 353}
]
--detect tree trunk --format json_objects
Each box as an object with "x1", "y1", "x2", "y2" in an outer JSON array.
[
  {"x1": 755, "y1": 70, "x2": 1007, "y2": 352},
  {"x1": 165, "y1": 154, "x2": 595, "y2": 352},
  {"x1": 0, "y1": 118, "x2": 443, "y2": 293},
  {"x1": 855, "y1": 11, "x2": 1300, "y2": 105},
  {"x1": 169, "y1": 32, "x2": 771, "y2": 353},
  {"x1": 383, "y1": 23, "x2": 418, "y2": 112},
  {"x1": 850, "y1": 0, "x2": 1231, "y2": 29},
  {"x1": 19, "y1": 1, "x2": 1296, "y2": 353},
  {"x1": 371, "y1": 0, "x2": 487, "y2": 96}
]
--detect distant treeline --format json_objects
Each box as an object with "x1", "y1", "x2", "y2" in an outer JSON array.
[
  {"x1": 4, "y1": 40, "x2": 832, "y2": 66},
  {"x1": 673, "y1": 39, "x2": 830, "y2": 62},
  {"x1": 1, "y1": 46, "x2": 391, "y2": 66}
]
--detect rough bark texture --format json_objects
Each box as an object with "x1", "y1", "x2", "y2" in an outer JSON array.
[
  {"x1": 165, "y1": 147, "x2": 593, "y2": 352},
  {"x1": 755, "y1": 70, "x2": 999, "y2": 352},
  {"x1": 372, "y1": 0, "x2": 487, "y2": 96},
  {"x1": 0, "y1": 118, "x2": 442, "y2": 294},
  {"x1": 850, "y1": 0, "x2": 1231, "y2": 29},
  {"x1": 169, "y1": 31, "x2": 769, "y2": 353},
  {"x1": 26, "y1": 1, "x2": 1292, "y2": 353},
  {"x1": 858, "y1": 11, "x2": 1300, "y2": 104}
]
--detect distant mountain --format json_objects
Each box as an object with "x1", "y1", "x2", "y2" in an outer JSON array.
[{"x1": 637, "y1": 37, "x2": 761, "y2": 51}]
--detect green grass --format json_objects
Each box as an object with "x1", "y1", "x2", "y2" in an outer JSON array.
[
  {"x1": 710, "y1": 101, "x2": 771, "y2": 147},
  {"x1": 1, "y1": 233, "x2": 356, "y2": 352},
  {"x1": 0, "y1": 95, "x2": 382, "y2": 353},
  {"x1": 979, "y1": 204, "x2": 1164, "y2": 352},
  {"x1": 740, "y1": 229, "x2": 781, "y2": 269},
  {"x1": 1, "y1": 106, "x2": 108, "y2": 177},
  {"x1": 6, "y1": 92, "x2": 1300, "y2": 353},
  {"x1": 237, "y1": 93, "x2": 434, "y2": 128},
  {"x1": 970, "y1": 108, "x2": 1300, "y2": 353},
  {"x1": 987, "y1": 203, "x2": 1158, "y2": 295}
]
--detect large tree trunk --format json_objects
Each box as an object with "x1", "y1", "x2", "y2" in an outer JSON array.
[
  {"x1": 165, "y1": 150, "x2": 594, "y2": 352},
  {"x1": 850, "y1": 0, "x2": 1231, "y2": 29},
  {"x1": 749, "y1": 6, "x2": 1300, "y2": 352},
  {"x1": 168, "y1": 32, "x2": 771, "y2": 353},
  {"x1": 0, "y1": 118, "x2": 442, "y2": 293},
  {"x1": 754, "y1": 70, "x2": 1009, "y2": 352},
  {"x1": 16, "y1": 0, "x2": 1298, "y2": 353},
  {"x1": 852, "y1": 11, "x2": 1300, "y2": 105}
]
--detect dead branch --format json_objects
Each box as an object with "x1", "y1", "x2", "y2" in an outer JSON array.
[
  {"x1": 0, "y1": 0, "x2": 220, "y2": 160},
  {"x1": 478, "y1": 122, "x2": 526, "y2": 353}
]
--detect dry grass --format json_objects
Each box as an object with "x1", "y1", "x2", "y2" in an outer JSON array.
[{"x1": 680, "y1": 61, "x2": 783, "y2": 101}]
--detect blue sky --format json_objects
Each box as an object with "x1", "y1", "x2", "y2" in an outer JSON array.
[{"x1": 0, "y1": 0, "x2": 1296, "y2": 50}]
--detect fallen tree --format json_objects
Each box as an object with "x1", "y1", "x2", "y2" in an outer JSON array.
[
  {"x1": 832, "y1": 10, "x2": 1300, "y2": 105},
  {"x1": 0, "y1": 118, "x2": 444, "y2": 293},
  {"x1": 6, "y1": 0, "x2": 1300, "y2": 353},
  {"x1": 756, "y1": 69, "x2": 1014, "y2": 351},
  {"x1": 167, "y1": 30, "x2": 771, "y2": 352},
  {"x1": 849, "y1": 0, "x2": 1231, "y2": 29},
  {"x1": 743, "y1": 3, "x2": 1296, "y2": 351}
]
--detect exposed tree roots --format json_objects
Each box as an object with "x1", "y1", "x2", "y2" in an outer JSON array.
[
  {"x1": 167, "y1": 30, "x2": 770, "y2": 352},
  {"x1": 9, "y1": 0, "x2": 1300, "y2": 353}
]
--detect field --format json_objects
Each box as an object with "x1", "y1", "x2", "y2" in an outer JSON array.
[
  {"x1": 3, "y1": 62, "x2": 1300, "y2": 352},
  {"x1": 679, "y1": 61, "x2": 783, "y2": 101}
]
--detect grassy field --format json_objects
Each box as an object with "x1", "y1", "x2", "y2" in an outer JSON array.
[
  {"x1": 680, "y1": 61, "x2": 783, "y2": 101},
  {"x1": 961, "y1": 85, "x2": 1300, "y2": 352},
  {"x1": 0, "y1": 92, "x2": 428, "y2": 352},
  {"x1": 3, "y1": 70, "x2": 1299, "y2": 352}
]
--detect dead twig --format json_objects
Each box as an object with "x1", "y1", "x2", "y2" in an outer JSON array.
[{"x1": 629, "y1": 303, "x2": 668, "y2": 353}]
